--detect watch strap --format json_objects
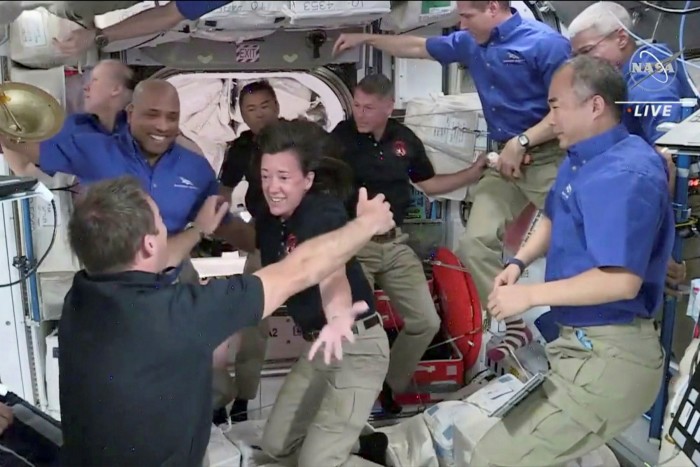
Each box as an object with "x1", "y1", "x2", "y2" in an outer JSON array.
[
  {"x1": 185, "y1": 222, "x2": 205, "y2": 239},
  {"x1": 94, "y1": 29, "x2": 109, "y2": 48},
  {"x1": 504, "y1": 257, "x2": 526, "y2": 273}
]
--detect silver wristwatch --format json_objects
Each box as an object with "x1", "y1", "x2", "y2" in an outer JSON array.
[
  {"x1": 185, "y1": 222, "x2": 205, "y2": 239},
  {"x1": 517, "y1": 133, "x2": 530, "y2": 149}
]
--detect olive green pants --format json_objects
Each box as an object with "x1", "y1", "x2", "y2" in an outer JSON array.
[
  {"x1": 457, "y1": 141, "x2": 564, "y2": 304},
  {"x1": 356, "y1": 231, "x2": 440, "y2": 392},
  {"x1": 470, "y1": 318, "x2": 663, "y2": 467},
  {"x1": 212, "y1": 250, "x2": 269, "y2": 408},
  {"x1": 262, "y1": 320, "x2": 389, "y2": 466}
]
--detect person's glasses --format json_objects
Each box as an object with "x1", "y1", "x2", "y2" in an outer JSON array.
[{"x1": 573, "y1": 30, "x2": 618, "y2": 56}]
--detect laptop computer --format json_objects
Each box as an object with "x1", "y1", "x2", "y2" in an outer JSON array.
[
  {"x1": 655, "y1": 107, "x2": 700, "y2": 155},
  {"x1": 0, "y1": 175, "x2": 38, "y2": 199}
]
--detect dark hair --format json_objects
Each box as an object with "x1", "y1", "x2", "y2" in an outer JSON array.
[
  {"x1": 68, "y1": 176, "x2": 158, "y2": 274},
  {"x1": 239, "y1": 80, "x2": 278, "y2": 107},
  {"x1": 466, "y1": 1, "x2": 511, "y2": 11},
  {"x1": 559, "y1": 55, "x2": 627, "y2": 120},
  {"x1": 256, "y1": 119, "x2": 354, "y2": 201},
  {"x1": 355, "y1": 73, "x2": 394, "y2": 99}
]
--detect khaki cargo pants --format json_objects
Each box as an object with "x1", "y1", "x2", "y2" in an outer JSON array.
[
  {"x1": 356, "y1": 229, "x2": 441, "y2": 392},
  {"x1": 458, "y1": 141, "x2": 564, "y2": 303},
  {"x1": 212, "y1": 250, "x2": 269, "y2": 408},
  {"x1": 261, "y1": 317, "x2": 389, "y2": 467},
  {"x1": 470, "y1": 318, "x2": 663, "y2": 467}
]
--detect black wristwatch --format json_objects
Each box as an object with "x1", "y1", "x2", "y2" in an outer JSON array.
[
  {"x1": 94, "y1": 29, "x2": 109, "y2": 49},
  {"x1": 504, "y1": 257, "x2": 526, "y2": 274},
  {"x1": 517, "y1": 133, "x2": 530, "y2": 149}
]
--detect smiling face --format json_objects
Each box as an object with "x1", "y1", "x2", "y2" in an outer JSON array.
[
  {"x1": 260, "y1": 149, "x2": 314, "y2": 219},
  {"x1": 127, "y1": 81, "x2": 180, "y2": 159}
]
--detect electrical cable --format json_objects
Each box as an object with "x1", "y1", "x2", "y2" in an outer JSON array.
[
  {"x1": 0, "y1": 199, "x2": 57, "y2": 288},
  {"x1": 636, "y1": 1, "x2": 700, "y2": 15}
]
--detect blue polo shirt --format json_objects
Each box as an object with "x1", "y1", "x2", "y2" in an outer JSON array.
[
  {"x1": 38, "y1": 131, "x2": 221, "y2": 235},
  {"x1": 38, "y1": 111, "x2": 128, "y2": 174},
  {"x1": 536, "y1": 125, "x2": 674, "y2": 339},
  {"x1": 622, "y1": 43, "x2": 696, "y2": 144},
  {"x1": 425, "y1": 9, "x2": 571, "y2": 142},
  {"x1": 175, "y1": 1, "x2": 232, "y2": 20}
]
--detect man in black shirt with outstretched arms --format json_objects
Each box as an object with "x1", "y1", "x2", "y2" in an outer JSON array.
[{"x1": 58, "y1": 175, "x2": 395, "y2": 467}]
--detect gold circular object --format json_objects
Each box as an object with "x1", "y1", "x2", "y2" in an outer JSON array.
[{"x1": 0, "y1": 81, "x2": 65, "y2": 143}]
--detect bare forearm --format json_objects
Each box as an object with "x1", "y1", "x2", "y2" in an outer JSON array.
[
  {"x1": 286, "y1": 217, "x2": 377, "y2": 294},
  {"x1": 321, "y1": 270, "x2": 353, "y2": 322},
  {"x1": 103, "y1": 3, "x2": 184, "y2": 42},
  {"x1": 528, "y1": 268, "x2": 641, "y2": 307},
  {"x1": 364, "y1": 34, "x2": 430, "y2": 59},
  {"x1": 514, "y1": 216, "x2": 551, "y2": 266},
  {"x1": 420, "y1": 166, "x2": 484, "y2": 196},
  {"x1": 166, "y1": 229, "x2": 201, "y2": 269},
  {"x1": 523, "y1": 112, "x2": 557, "y2": 147}
]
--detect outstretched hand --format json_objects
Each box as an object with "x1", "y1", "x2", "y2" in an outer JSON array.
[
  {"x1": 308, "y1": 301, "x2": 369, "y2": 364},
  {"x1": 52, "y1": 29, "x2": 96, "y2": 57}
]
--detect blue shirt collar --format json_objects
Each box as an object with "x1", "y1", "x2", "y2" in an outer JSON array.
[
  {"x1": 487, "y1": 9, "x2": 522, "y2": 45},
  {"x1": 567, "y1": 124, "x2": 629, "y2": 165},
  {"x1": 74, "y1": 110, "x2": 128, "y2": 134}
]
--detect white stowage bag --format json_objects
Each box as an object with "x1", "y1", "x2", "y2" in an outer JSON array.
[
  {"x1": 282, "y1": 1, "x2": 391, "y2": 29},
  {"x1": 380, "y1": 1, "x2": 458, "y2": 33},
  {"x1": 192, "y1": 1, "x2": 289, "y2": 43},
  {"x1": 172, "y1": 76, "x2": 237, "y2": 174},
  {"x1": 404, "y1": 93, "x2": 487, "y2": 202},
  {"x1": 9, "y1": 7, "x2": 99, "y2": 68},
  {"x1": 0, "y1": 1, "x2": 138, "y2": 27},
  {"x1": 373, "y1": 375, "x2": 621, "y2": 467}
]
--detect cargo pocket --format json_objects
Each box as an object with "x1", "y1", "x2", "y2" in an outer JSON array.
[
  {"x1": 312, "y1": 340, "x2": 387, "y2": 435},
  {"x1": 526, "y1": 400, "x2": 593, "y2": 459},
  {"x1": 334, "y1": 336, "x2": 389, "y2": 391}
]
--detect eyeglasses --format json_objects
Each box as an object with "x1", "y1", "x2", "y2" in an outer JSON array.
[{"x1": 573, "y1": 29, "x2": 619, "y2": 57}]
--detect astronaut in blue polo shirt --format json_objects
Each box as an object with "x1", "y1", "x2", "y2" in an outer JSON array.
[
  {"x1": 333, "y1": 1, "x2": 572, "y2": 362},
  {"x1": 477, "y1": 55, "x2": 673, "y2": 466},
  {"x1": 1, "y1": 59, "x2": 134, "y2": 178},
  {"x1": 567, "y1": 2, "x2": 696, "y2": 145},
  {"x1": 568, "y1": 1, "x2": 693, "y2": 298},
  {"x1": 1, "y1": 79, "x2": 254, "y2": 269},
  {"x1": 54, "y1": 1, "x2": 233, "y2": 57}
]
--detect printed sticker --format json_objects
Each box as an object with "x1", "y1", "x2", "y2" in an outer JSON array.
[{"x1": 236, "y1": 43, "x2": 261, "y2": 63}]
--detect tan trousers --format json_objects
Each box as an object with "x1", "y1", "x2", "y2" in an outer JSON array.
[
  {"x1": 457, "y1": 142, "x2": 564, "y2": 304},
  {"x1": 261, "y1": 319, "x2": 389, "y2": 467},
  {"x1": 470, "y1": 318, "x2": 663, "y2": 467},
  {"x1": 212, "y1": 250, "x2": 269, "y2": 408},
  {"x1": 356, "y1": 231, "x2": 440, "y2": 392}
]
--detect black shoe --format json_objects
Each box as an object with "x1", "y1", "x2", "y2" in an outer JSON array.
[
  {"x1": 229, "y1": 399, "x2": 248, "y2": 423},
  {"x1": 358, "y1": 432, "x2": 389, "y2": 466},
  {"x1": 212, "y1": 407, "x2": 228, "y2": 425},
  {"x1": 379, "y1": 383, "x2": 402, "y2": 415}
]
